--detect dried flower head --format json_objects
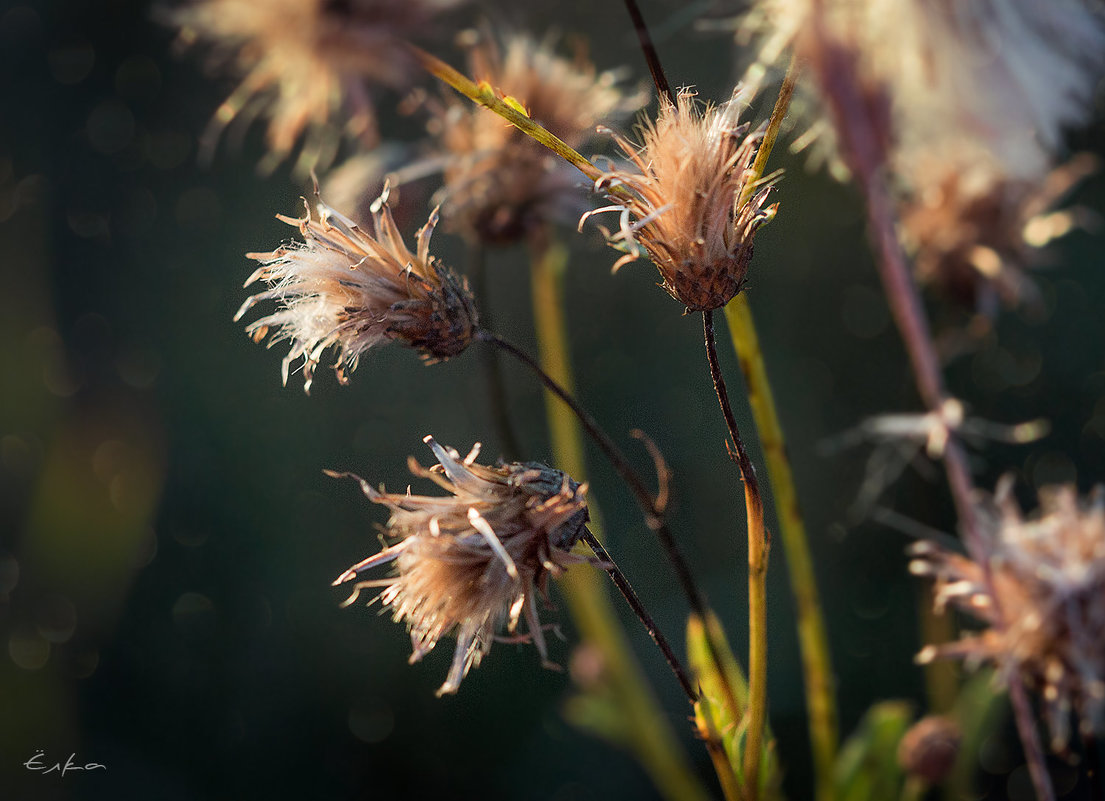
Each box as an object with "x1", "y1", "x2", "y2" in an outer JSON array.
[
  {"x1": 173, "y1": 0, "x2": 461, "y2": 168},
  {"x1": 909, "y1": 479, "x2": 1105, "y2": 752},
  {"x1": 235, "y1": 185, "x2": 477, "y2": 392},
  {"x1": 899, "y1": 154, "x2": 1098, "y2": 316},
  {"x1": 584, "y1": 88, "x2": 778, "y2": 312},
  {"x1": 331, "y1": 436, "x2": 590, "y2": 695},
  {"x1": 430, "y1": 32, "x2": 644, "y2": 244}
]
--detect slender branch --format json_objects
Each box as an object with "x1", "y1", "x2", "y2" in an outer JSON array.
[
  {"x1": 581, "y1": 528, "x2": 698, "y2": 704},
  {"x1": 805, "y1": 7, "x2": 1055, "y2": 796},
  {"x1": 621, "y1": 0, "x2": 676, "y2": 106},
  {"x1": 723, "y1": 57, "x2": 839, "y2": 801},
  {"x1": 478, "y1": 328, "x2": 710, "y2": 619},
  {"x1": 724, "y1": 294, "x2": 838, "y2": 801},
  {"x1": 528, "y1": 231, "x2": 710, "y2": 801},
  {"x1": 467, "y1": 243, "x2": 523, "y2": 460},
  {"x1": 704, "y1": 310, "x2": 769, "y2": 800}
]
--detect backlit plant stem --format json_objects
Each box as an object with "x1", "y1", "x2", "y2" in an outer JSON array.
[
  {"x1": 622, "y1": 0, "x2": 675, "y2": 106},
  {"x1": 478, "y1": 329, "x2": 704, "y2": 615},
  {"x1": 704, "y1": 309, "x2": 769, "y2": 801},
  {"x1": 529, "y1": 232, "x2": 710, "y2": 801},
  {"x1": 480, "y1": 322, "x2": 746, "y2": 726},
  {"x1": 724, "y1": 294, "x2": 837, "y2": 801},
  {"x1": 725, "y1": 55, "x2": 839, "y2": 801}
]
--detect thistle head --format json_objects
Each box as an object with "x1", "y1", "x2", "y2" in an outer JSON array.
[
  {"x1": 585, "y1": 88, "x2": 778, "y2": 312},
  {"x1": 909, "y1": 479, "x2": 1105, "y2": 753},
  {"x1": 236, "y1": 185, "x2": 477, "y2": 392},
  {"x1": 331, "y1": 436, "x2": 590, "y2": 695},
  {"x1": 431, "y1": 32, "x2": 644, "y2": 244}
]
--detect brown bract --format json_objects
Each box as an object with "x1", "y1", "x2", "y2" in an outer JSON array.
[
  {"x1": 431, "y1": 33, "x2": 644, "y2": 244},
  {"x1": 910, "y1": 480, "x2": 1105, "y2": 753},
  {"x1": 235, "y1": 186, "x2": 477, "y2": 393},
  {"x1": 585, "y1": 89, "x2": 778, "y2": 313},
  {"x1": 331, "y1": 436, "x2": 591, "y2": 695},
  {"x1": 174, "y1": 0, "x2": 461, "y2": 167}
]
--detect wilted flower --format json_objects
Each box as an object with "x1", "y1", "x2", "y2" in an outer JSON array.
[
  {"x1": 909, "y1": 479, "x2": 1105, "y2": 752},
  {"x1": 331, "y1": 436, "x2": 590, "y2": 695},
  {"x1": 899, "y1": 154, "x2": 1098, "y2": 316},
  {"x1": 584, "y1": 88, "x2": 778, "y2": 312},
  {"x1": 173, "y1": 0, "x2": 462, "y2": 168},
  {"x1": 430, "y1": 32, "x2": 644, "y2": 244},
  {"x1": 235, "y1": 185, "x2": 477, "y2": 392}
]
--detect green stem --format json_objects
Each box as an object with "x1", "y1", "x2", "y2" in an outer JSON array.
[
  {"x1": 726, "y1": 55, "x2": 839, "y2": 801},
  {"x1": 723, "y1": 295, "x2": 838, "y2": 801},
  {"x1": 703, "y1": 310, "x2": 769, "y2": 801},
  {"x1": 530, "y1": 231, "x2": 710, "y2": 801}
]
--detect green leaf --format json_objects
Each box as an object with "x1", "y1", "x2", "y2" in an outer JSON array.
[{"x1": 834, "y1": 701, "x2": 913, "y2": 801}]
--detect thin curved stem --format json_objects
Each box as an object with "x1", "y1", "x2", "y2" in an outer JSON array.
[
  {"x1": 528, "y1": 233, "x2": 709, "y2": 801},
  {"x1": 723, "y1": 295, "x2": 837, "y2": 801},
  {"x1": 621, "y1": 0, "x2": 676, "y2": 106},
  {"x1": 478, "y1": 328, "x2": 708, "y2": 617},
  {"x1": 581, "y1": 528, "x2": 698, "y2": 704},
  {"x1": 704, "y1": 310, "x2": 769, "y2": 800}
]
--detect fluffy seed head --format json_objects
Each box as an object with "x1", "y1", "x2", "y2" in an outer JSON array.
[
  {"x1": 173, "y1": 0, "x2": 461, "y2": 167},
  {"x1": 431, "y1": 32, "x2": 644, "y2": 244},
  {"x1": 331, "y1": 436, "x2": 590, "y2": 695},
  {"x1": 585, "y1": 88, "x2": 778, "y2": 312},
  {"x1": 236, "y1": 186, "x2": 477, "y2": 392},
  {"x1": 909, "y1": 480, "x2": 1105, "y2": 753}
]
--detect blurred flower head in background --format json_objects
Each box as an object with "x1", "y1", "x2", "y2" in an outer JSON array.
[
  {"x1": 172, "y1": 0, "x2": 463, "y2": 170},
  {"x1": 899, "y1": 153, "x2": 1100, "y2": 317},
  {"x1": 235, "y1": 185, "x2": 477, "y2": 393},
  {"x1": 585, "y1": 88, "x2": 777, "y2": 312},
  {"x1": 331, "y1": 436, "x2": 590, "y2": 695},
  {"x1": 910, "y1": 480, "x2": 1105, "y2": 753},
  {"x1": 429, "y1": 30, "x2": 645, "y2": 244},
  {"x1": 738, "y1": 0, "x2": 1105, "y2": 317}
]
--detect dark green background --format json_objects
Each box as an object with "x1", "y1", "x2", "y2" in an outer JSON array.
[{"x1": 2, "y1": 1, "x2": 1103, "y2": 799}]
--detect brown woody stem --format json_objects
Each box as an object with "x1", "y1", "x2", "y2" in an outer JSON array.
[
  {"x1": 478, "y1": 329, "x2": 711, "y2": 619},
  {"x1": 621, "y1": 0, "x2": 676, "y2": 106},
  {"x1": 581, "y1": 527, "x2": 698, "y2": 704}
]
